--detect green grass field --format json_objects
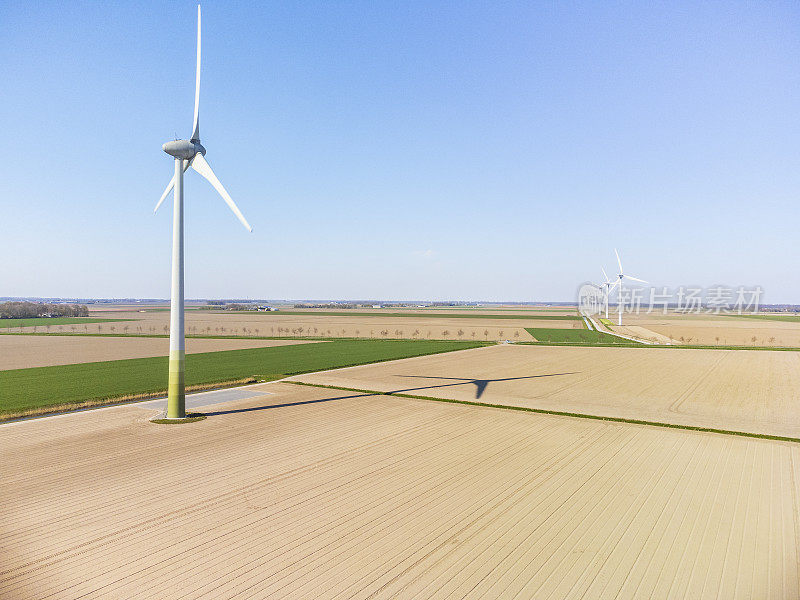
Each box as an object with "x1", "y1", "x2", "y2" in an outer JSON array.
[
  {"x1": 0, "y1": 317, "x2": 134, "y2": 329},
  {"x1": 0, "y1": 339, "x2": 485, "y2": 417},
  {"x1": 214, "y1": 310, "x2": 581, "y2": 320},
  {"x1": 524, "y1": 327, "x2": 639, "y2": 345},
  {"x1": 723, "y1": 313, "x2": 800, "y2": 322}
]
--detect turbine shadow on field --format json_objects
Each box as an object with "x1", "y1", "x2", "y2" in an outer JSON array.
[
  {"x1": 202, "y1": 373, "x2": 577, "y2": 416},
  {"x1": 202, "y1": 391, "x2": 372, "y2": 416},
  {"x1": 393, "y1": 373, "x2": 577, "y2": 399}
]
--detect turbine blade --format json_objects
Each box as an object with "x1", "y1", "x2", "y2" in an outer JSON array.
[
  {"x1": 191, "y1": 4, "x2": 201, "y2": 141},
  {"x1": 154, "y1": 176, "x2": 175, "y2": 213},
  {"x1": 191, "y1": 153, "x2": 253, "y2": 232},
  {"x1": 614, "y1": 248, "x2": 623, "y2": 274},
  {"x1": 601, "y1": 266, "x2": 610, "y2": 283},
  {"x1": 609, "y1": 279, "x2": 620, "y2": 291},
  {"x1": 154, "y1": 160, "x2": 191, "y2": 213},
  {"x1": 625, "y1": 275, "x2": 648, "y2": 284}
]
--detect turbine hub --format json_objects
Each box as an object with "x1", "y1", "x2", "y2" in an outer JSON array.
[{"x1": 162, "y1": 139, "x2": 205, "y2": 160}]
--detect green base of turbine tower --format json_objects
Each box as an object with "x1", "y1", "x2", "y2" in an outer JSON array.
[{"x1": 166, "y1": 351, "x2": 186, "y2": 419}]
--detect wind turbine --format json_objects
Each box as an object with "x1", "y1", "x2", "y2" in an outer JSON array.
[
  {"x1": 155, "y1": 5, "x2": 252, "y2": 419},
  {"x1": 600, "y1": 267, "x2": 617, "y2": 320},
  {"x1": 612, "y1": 248, "x2": 647, "y2": 326}
]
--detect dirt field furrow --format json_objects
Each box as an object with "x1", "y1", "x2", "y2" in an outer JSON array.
[
  {"x1": 1, "y1": 381, "x2": 798, "y2": 598},
  {"x1": 0, "y1": 336, "x2": 319, "y2": 370},
  {"x1": 606, "y1": 312, "x2": 800, "y2": 348},
  {"x1": 290, "y1": 344, "x2": 800, "y2": 438},
  {"x1": 2, "y1": 394, "x2": 466, "y2": 561}
]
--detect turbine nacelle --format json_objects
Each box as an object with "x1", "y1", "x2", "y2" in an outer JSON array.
[{"x1": 162, "y1": 139, "x2": 205, "y2": 160}]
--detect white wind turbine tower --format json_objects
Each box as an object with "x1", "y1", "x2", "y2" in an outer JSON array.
[
  {"x1": 600, "y1": 267, "x2": 617, "y2": 320},
  {"x1": 155, "y1": 5, "x2": 253, "y2": 419},
  {"x1": 612, "y1": 248, "x2": 647, "y2": 326}
]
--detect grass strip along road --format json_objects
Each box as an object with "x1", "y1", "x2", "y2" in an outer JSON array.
[
  {"x1": 524, "y1": 327, "x2": 639, "y2": 345},
  {"x1": 0, "y1": 339, "x2": 485, "y2": 419},
  {"x1": 0, "y1": 317, "x2": 134, "y2": 329}
]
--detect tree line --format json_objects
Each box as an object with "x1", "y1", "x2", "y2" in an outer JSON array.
[{"x1": 0, "y1": 301, "x2": 89, "y2": 319}]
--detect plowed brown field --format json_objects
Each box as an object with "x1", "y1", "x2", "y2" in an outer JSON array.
[
  {"x1": 2, "y1": 382, "x2": 797, "y2": 598},
  {"x1": 606, "y1": 313, "x2": 800, "y2": 347},
  {"x1": 291, "y1": 344, "x2": 800, "y2": 438},
  {"x1": 0, "y1": 335, "x2": 318, "y2": 370}
]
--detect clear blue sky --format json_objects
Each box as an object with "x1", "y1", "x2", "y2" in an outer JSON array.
[{"x1": 1, "y1": 1, "x2": 798, "y2": 302}]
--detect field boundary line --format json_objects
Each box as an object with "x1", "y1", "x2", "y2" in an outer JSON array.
[
  {"x1": 0, "y1": 378, "x2": 263, "y2": 425},
  {"x1": 515, "y1": 340, "x2": 800, "y2": 352},
  {"x1": 286, "y1": 381, "x2": 800, "y2": 445}
]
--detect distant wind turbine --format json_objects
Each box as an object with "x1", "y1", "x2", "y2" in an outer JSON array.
[
  {"x1": 613, "y1": 248, "x2": 647, "y2": 327},
  {"x1": 600, "y1": 266, "x2": 617, "y2": 320},
  {"x1": 154, "y1": 5, "x2": 253, "y2": 419}
]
